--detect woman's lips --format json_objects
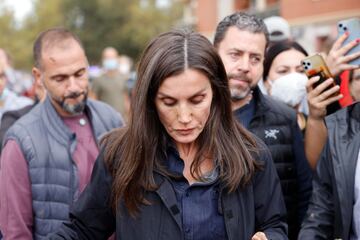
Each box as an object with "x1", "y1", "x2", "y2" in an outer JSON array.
[{"x1": 176, "y1": 128, "x2": 195, "y2": 135}]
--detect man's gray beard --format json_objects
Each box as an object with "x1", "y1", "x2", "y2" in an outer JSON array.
[
  {"x1": 62, "y1": 100, "x2": 86, "y2": 115},
  {"x1": 230, "y1": 88, "x2": 251, "y2": 101},
  {"x1": 49, "y1": 91, "x2": 88, "y2": 116}
]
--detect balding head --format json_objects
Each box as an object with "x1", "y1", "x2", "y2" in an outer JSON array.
[{"x1": 33, "y1": 27, "x2": 85, "y2": 69}]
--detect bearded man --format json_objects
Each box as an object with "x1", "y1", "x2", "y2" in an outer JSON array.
[{"x1": 0, "y1": 27, "x2": 124, "y2": 239}]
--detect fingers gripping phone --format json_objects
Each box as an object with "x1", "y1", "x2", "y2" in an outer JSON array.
[
  {"x1": 301, "y1": 54, "x2": 333, "y2": 89},
  {"x1": 337, "y1": 17, "x2": 360, "y2": 65}
]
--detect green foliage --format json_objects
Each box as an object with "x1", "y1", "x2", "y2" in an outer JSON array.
[{"x1": 0, "y1": 0, "x2": 184, "y2": 70}]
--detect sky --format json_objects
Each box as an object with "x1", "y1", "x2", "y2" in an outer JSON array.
[{"x1": 3, "y1": 0, "x2": 33, "y2": 22}]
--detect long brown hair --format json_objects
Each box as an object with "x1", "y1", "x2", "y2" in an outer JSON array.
[{"x1": 103, "y1": 29, "x2": 260, "y2": 216}]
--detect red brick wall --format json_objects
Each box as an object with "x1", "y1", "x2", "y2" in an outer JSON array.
[
  {"x1": 196, "y1": 0, "x2": 218, "y2": 32},
  {"x1": 281, "y1": 0, "x2": 360, "y2": 20}
]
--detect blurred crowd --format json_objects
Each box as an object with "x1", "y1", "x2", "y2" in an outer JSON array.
[{"x1": 0, "y1": 11, "x2": 359, "y2": 240}]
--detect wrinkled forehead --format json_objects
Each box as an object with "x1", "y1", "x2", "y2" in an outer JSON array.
[
  {"x1": 222, "y1": 27, "x2": 266, "y2": 55},
  {"x1": 40, "y1": 40, "x2": 86, "y2": 65},
  {"x1": 42, "y1": 38, "x2": 82, "y2": 55}
]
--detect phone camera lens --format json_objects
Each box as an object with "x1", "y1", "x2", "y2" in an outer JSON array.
[
  {"x1": 307, "y1": 62, "x2": 311, "y2": 66},
  {"x1": 344, "y1": 27, "x2": 348, "y2": 31},
  {"x1": 339, "y1": 23, "x2": 343, "y2": 28}
]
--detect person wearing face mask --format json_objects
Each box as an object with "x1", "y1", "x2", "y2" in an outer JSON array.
[
  {"x1": 263, "y1": 41, "x2": 310, "y2": 131},
  {"x1": 262, "y1": 39, "x2": 358, "y2": 170},
  {"x1": 263, "y1": 34, "x2": 360, "y2": 170},
  {"x1": 91, "y1": 47, "x2": 130, "y2": 120},
  {"x1": 118, "y1": 54, "x2": 132, "y2": 75},
  {"x1": 269, "y1": 72, "x2": 308, "y2": 131}
]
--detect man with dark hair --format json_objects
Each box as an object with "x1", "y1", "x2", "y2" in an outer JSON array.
[
  {"x1": 214, "y1": 12, "x2": 312, "y2": 239},
  {"x1": 0, "y1": 27, "x2": 124, "y2": 239}
]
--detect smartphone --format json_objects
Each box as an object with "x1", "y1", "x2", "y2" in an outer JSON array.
[
  {"x1": 337, "y1": 17, "x2": 360, "y2": 65},
  {"x1": 301, "y1": 54, "x2": 333, "y2": 89}
]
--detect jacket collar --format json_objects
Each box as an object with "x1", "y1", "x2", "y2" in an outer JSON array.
[
  {"x1": 153, "y1": 172, "x2": 183, "y2": 231},
  {"x1": 252, "y1": 86, "x2": 271, "y2": 118},
  {"x1": 42, "y1": 96, "x2": 76, "y2": 145},
  {"x1": 42, "y1": 96, "x2": 94, "y2": 149}
]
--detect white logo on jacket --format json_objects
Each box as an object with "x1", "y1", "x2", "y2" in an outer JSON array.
[{"x1": 265, "y1": 129, "x2": 280, "y2": 140}]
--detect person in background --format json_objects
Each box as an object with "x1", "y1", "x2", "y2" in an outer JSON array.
[
  {"x1": 262, "y1": 40, "x2": 309, "y2": 127},
  {"x1": 298, "y1": 100, "x2": 360, "y2": 239},
  {"x1": 257, "y1": 15, "x2": 292, "y2": 94},
  {"x1": 214, "y1": 12, "x2": 312, "y2": 239},
  {"x1": 0, "y1": 79, "x2": 46, "y2": 152},
  {"x1": 0, "y1": 68, "x2": 33, "y2": 123},
  {"x1": 118, "y1": 54, "x2": 133, "y2": 76},
  {"x1": 349, "y1": 68, "x2": 360, "y2": 101},
  {"x1": 298, "y1": 25, "x2": 360, "y2": 239},
  {"x1": 0, "y1": 48, "x2": 33, "y2": 96},
  {"x1": 50, "y1": 29, "x2": 287, "y2": 240},
  {"x1": 124, "y1": 71, "x2": 137, "y2": 119},
  {"x1": 261, "y1": 40, "x2": 342, "y2": 169},
  {"x1": 91, "y1": 47, "x2": 130, "y2": 120},
  {"x1": 0, "y1": 48, "x2": 34, "y2": 240},
  {"x1": 304, "y1": 31, "x2": 360, "y2": 169},
  {"x1": 0, "y1": 27, "x2": 124, "y2": 239},
  {"x1": 263, "y1": 16, "x2": 291, "y2": 43}
]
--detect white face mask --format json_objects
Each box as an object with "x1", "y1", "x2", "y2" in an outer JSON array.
[
  {"x1": 270, "y1": 72, "x2": 308, "y2": 108},
  {"x1": 103, "y1": 59, "x2": 119, "y2": 70}
]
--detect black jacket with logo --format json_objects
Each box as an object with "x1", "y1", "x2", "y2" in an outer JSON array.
[{"x1": 234, "y1": 87, "x2": 313, "y2": 239}]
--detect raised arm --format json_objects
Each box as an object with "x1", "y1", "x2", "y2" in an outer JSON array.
[
  {"x1": 325, "y1": 32, "x2": 360, "y2": 77},
  {"x1": 304, "y1": 76, "x2": 342, "y2": 169}
]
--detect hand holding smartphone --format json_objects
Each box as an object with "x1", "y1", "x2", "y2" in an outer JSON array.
[
  {"x1": 301, "y1": 54, "x2": 334, "y2": 89},
  {"x1": 337, "y1": 18, "x2": 360, "y2": 65},
  {"x1": 302, "y1": 54, "x2": 342, "y2": 117}
]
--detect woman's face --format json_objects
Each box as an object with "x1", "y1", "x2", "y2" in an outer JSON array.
[
  {"x1": 350, "y1": 68, "x2": 360, "y2": 101},
  {"x1": 266, "y1": 49, "x2": 306, "y2": 91},
  {"x1": 155, "y1": 68, "x2": 213, "y2": 147}
]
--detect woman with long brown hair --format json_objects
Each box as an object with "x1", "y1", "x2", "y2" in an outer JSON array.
[{"x1": 51, "y1": 29, "x2": 287, "y2": 240}]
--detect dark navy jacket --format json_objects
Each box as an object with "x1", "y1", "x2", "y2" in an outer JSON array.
[{"x1": 50, "y1": 139, "x2": 288, "y2": 240}]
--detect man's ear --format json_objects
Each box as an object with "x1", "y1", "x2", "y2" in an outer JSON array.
[{"x1": 32, "y1": 67, "x2": 44, "y2": 87}]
